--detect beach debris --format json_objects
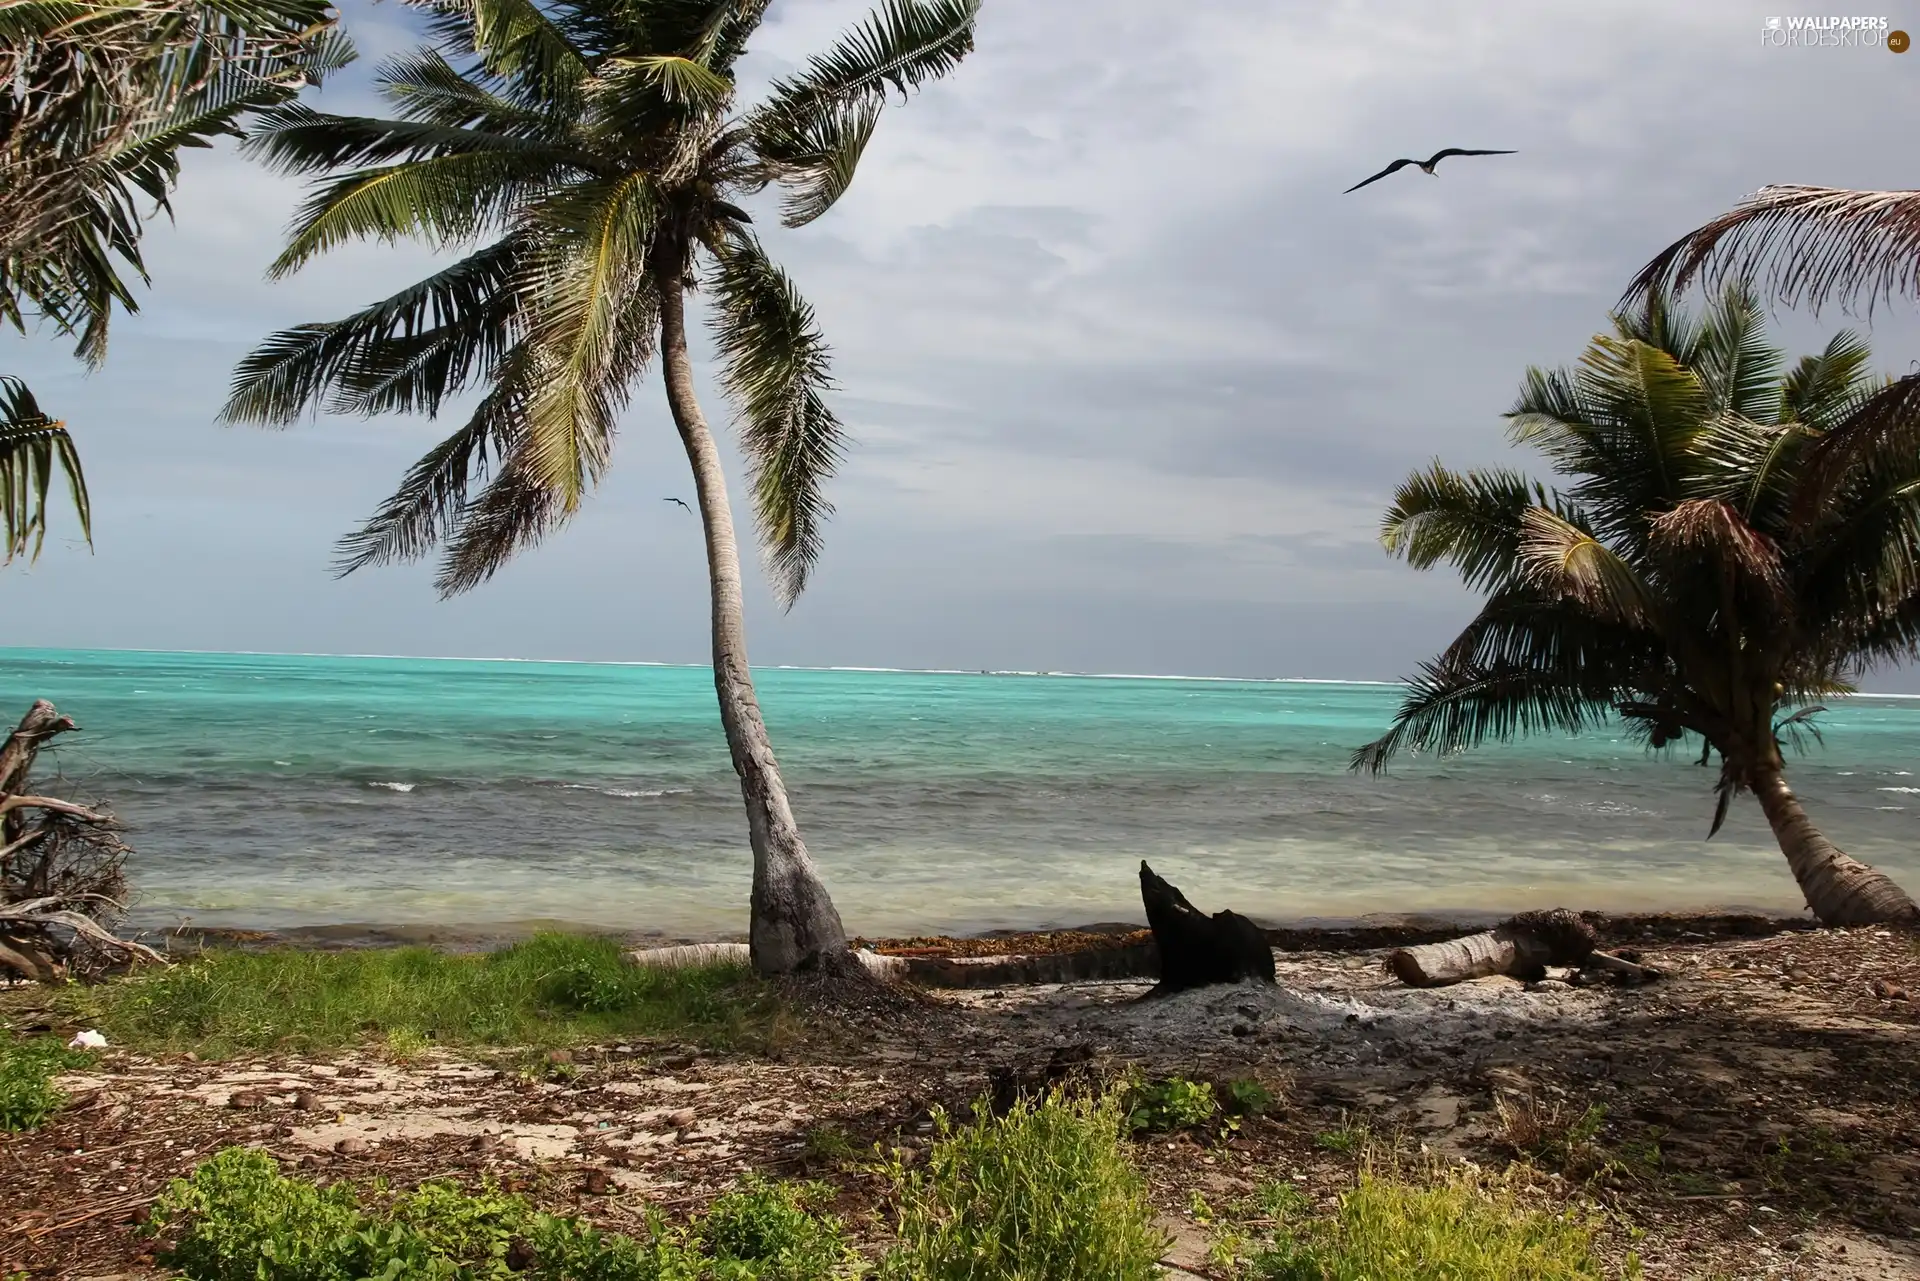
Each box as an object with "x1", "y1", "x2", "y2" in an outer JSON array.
[
  {"x1": 1139, "y1": 861, "x2": 1275, "y2": 995},
  {"x1": 1, "y1": 700, "x2": 162, "y2": 982},
  {"x1": 1387, "y1": 910, "x2": 1658, "y2": 989},
  {"x1": 66, "y1": 1028, "x2": 107, "y2": 1050}
]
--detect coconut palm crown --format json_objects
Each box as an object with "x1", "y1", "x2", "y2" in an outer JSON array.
[
  {"x1": 1354, "y1": 286, "x2": 1920, "y2": 926},
  {"x1": 223, "y1": 0, "x2": 980, "y2": 973}
]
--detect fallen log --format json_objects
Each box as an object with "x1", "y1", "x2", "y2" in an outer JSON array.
[
  {"x1": 1139, "y1": 861, "x2": 1274, "y2": 995},
  {"x1": 1386, "y1": 909, "x2": 1657, "y2": 988}
]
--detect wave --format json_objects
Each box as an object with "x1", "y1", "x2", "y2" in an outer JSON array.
[
  {"x1": 367, "y1": 781, "x2": 416, "y2": 793},
  {"x1": 1878, "y1": 786, "x2": 1920, "y2": 794},
  {"x1": 558, "y1": 783, "x2": 693, "y2": 799}
]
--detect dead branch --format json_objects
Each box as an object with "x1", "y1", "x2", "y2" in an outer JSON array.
[
  {"x1": 0, "y1": 794, "x2": 112, "y2": 823},
  {"x1": 0, "y1": 896, "x2": 166, "y2": 970}
]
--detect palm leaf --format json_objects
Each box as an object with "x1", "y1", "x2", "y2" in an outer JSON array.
[
  {"x1": 0, "y1": 376, "x2": 91, "y2": 565},
  {"x1": 705, "y1": 230, "x2": 844, "y2": 604},
  {"x1": 1378, "y1": 462, "x2": 1549, "y2": 593},
  {"x1": 747, "y1": 0, "x2": 977, "y2": 227},
  {"x1": 223, "y1": 235, "x2": 523, "y2": 423},
  {"x1": 1516, "y1": 506, "x2": 1658, "y2": 626},
  {"x1": 516, "y1": 172, "x2": 661, "y2": 506},
  {"x1": 1625, "y1": 185, "x2": 1920, "y2": 317},
  {"x1": 333, "y1": 361, "x2": 530, "y2": 575}
]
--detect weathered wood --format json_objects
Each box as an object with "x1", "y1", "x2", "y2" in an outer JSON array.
[
  {"x1": 1139, "y1": 861, "x2": 1274, "y2": 995},
  {"x1": 1387, "y1": 909, "x2": 1599, "y2": 988},
  {"x1": 1, "y1": 700, "x2": 79, "y2": 846}
]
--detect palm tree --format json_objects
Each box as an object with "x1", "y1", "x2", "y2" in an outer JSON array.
[
  {"x1": 0, "y1": 0, "x2": 350, "y2": 562},
  {"x1": 222, "y1": 0, "x2": 980, "y2": 975},
  {"x1": 1353, "y1": 286, "x2": 1920, "y2": 927}
]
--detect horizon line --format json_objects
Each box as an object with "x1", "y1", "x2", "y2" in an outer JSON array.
[{"x1": 4, "y1": 643, "x2": 1920, "y2": 698}]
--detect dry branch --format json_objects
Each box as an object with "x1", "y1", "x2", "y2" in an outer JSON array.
[{"x1": 1385, "y1": 909, "x2": 1653, "y2": 988}]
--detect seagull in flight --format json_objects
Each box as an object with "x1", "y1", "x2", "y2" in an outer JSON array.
[
  {"x1": 663, "y1": 497, "x2": 692, "y2": 513},
  {"x1": 1343, "y1": 148, "x2": 1516, "y2": 193}
]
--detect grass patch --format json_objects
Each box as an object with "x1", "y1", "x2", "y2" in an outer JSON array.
[
  {"x1": 0, "y1": 1036, "x2": 93, "y2": 1131},
  {"x1": 64, "y1": 934, "x2": 782, "y2": 1058},
  {"x1": 883, "y1": 1090, "x2": 1167, "y2": 1280},
  {"x1": 1241, "y1": 1160, "x2": 1633, "y2": 1281},
  {"x1": 149, "y1": 1147, "x2": 856, "y2": 1280}
]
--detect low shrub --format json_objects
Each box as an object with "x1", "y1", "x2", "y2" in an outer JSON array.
[
  {"x1": 883, "y1": 1089, "x2": 1167, "y2": 1281},
  {"x1": 0, "y1": 1036, "x2": 92, "y2": 1132},
  {"x1": 148, "y1": 1147, "x2": 858, "y2": 1280},
  {"x1": 1245, "y1": 1161, "x2": 1626, "y2": 1281},
  {"x1": 1123, "y1": 1075, "x2": 1216, "y2": 1133}
]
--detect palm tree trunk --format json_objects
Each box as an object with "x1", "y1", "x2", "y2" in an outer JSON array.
[
  {"x1": 657, "y1": 284, "x2": 854, "y2": 977},
  {"x1": 1750, "y1": 757, "x2": 1918, "y2": 926}
]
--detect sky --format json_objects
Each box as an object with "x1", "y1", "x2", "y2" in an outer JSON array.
[{"x1": 10, "y1": 1, "x2": 1920, "y2": 686}]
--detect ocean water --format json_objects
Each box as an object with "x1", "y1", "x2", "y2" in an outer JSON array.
[{"x1": 2, "y1": 647, "x2": 1918, "y2": 938}]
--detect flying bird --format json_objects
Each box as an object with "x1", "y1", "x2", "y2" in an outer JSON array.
[
  {"x1": 663, "y1": 497, "x2": 692, "y2": 513},
  {"x1": 1343, "y1": 148, "x2": 1516, "y2": 193}
]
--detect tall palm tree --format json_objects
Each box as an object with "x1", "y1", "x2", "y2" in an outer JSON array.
[
  {"x1": 222, "y1": 0, "x2": 980, "y2": 975},
  {"x1": 1353, "y1": 286, "x2": 1920, "y2": 926},
  {"x1": 0, "y1": 0, "x2": 350, "y2": 562}
]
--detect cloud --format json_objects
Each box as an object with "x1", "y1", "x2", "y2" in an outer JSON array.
[{"x1": 8, "y1": 0, "x2": 1920, "y2": 688}]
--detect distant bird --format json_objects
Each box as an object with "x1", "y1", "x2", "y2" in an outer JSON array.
[
  {"x1": 663, "y1": 497, "x2": 692, "y2": 513},
  {"x1": 1343, "y1": 148, "x2": 1516, "y2": 193}
]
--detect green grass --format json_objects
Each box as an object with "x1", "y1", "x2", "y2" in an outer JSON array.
[
  {"x1": 0, "y1": 1036, "x2": 93, "y2": 1131},
  {"x1": 1123, "y1": 1075, "x2": 1217, "y2": 1133},
  {"x1": 1243, "y1": 1162, "x2": 1632, "y2": 1281},
  {"x1": 62, "y1": 934, "x2": 784, "y2": 1059},
  {"x1": 149, "y1": 1147, "x2": 856, "y2": 1280},
  {"x1": 882, "y1": 1090, "x2": 1168, "y2": 1281}
]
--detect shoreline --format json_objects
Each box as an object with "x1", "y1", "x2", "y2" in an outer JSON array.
[{"x1": 141, "y1": 904, "x2": 1820, "y2": 956}]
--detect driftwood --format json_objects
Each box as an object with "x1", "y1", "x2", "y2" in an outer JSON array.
[
  {"x1": 0, "y1": 700, "x2": 157, "y2": 981},
  {"x1": 1139, "y1": 861, "x2": 1274, "y2": 994},
  {"x1": 1387, "y1": 909, "x2": 1658, "y2": 988},
  {"x1": 625, "y1": 942, "x2": 906, "y2": 981}
]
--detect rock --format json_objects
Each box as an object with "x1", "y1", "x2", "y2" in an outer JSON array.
[
  {"x1": 659, "y1": 1052, "x2": 697, "y2": 1070},
  {"x1": 334, "y1": 1137, "x2": 369, "y2": 1155},
  {"x1": 505, "y1": 1239, "x2": 538, "y2": 1272},
  {"x1": 228, "y1": 1091, "x2": 266, "y2": 1109},
  {"x1": 1532, "y1": 979, "x2": 1572, "y2": 991},
  {"x1": 582, "y1": 1168, "x2": 614, "y2": 1195},
  {"x1": 1231, "y1": 1023, "x2": 1254, "y2": 1038},
  {"x1": 665, "y1": 1107, "x2": 697, "y2": 1130}
]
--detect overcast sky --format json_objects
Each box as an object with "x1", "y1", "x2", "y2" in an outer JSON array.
[{"x1": 9, "y1": 1, "x2": 1920, "y2": 686}]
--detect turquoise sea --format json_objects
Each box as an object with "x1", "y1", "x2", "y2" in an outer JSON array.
[{"x1": 3, "y1": 648, "x2": 1918, "y2": 938}]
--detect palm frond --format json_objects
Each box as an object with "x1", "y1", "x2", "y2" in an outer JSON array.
[
  {"x1": 431, "y1": 450, "x2": 563, "y2": 597},
  {"x1": 706, "y1": 230, "x2": 844, "y2": 604},
  {"x1": 1516, "y1": 506, "x2": 1656, "y2": 626},
  {"x1": 1377, "y1": 462, "x2": 1549, "y2": 593},
  {"x1": 1647, "y1": 497, "x2": 1789, "y2": 605},
  {"x1": 1781, "y1": 329, "x2": 1874, "y2": 427},
  {"x1": 1790, "y1": 372, "x2": 1920, "y2": 525},
  {"x1": 0, "y1": 376, "x2": 91, "y2": 565},
  {"x1": 516, "y1": 172, "x2": 661, "y2": 506},
  {"x1": 266, "y1": 149, "x2": 566, "y2": 277},
  {"x1": 1692, "y1": 284, "x2": 1783, "y2": 420},
  {"x1": 223, "y1": 235, "x2": 523, "y2": 423},
  {"x1": 1350, "y1": 654, "x2": 1619, "y2": 775},
  {"x1": 746, "y1": 0, "x2": 976, "y2": 227},
  {"x1": 1625, "y1": 185, "x2": 1920, "y2": 317},
  {"x1": 333, "y1": 364, "x2": 529, "y2": 575}
]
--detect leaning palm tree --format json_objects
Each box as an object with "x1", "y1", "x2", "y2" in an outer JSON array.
[
  {"x1": 222, "y1": 0, "x2": 980, "y2": 975},
  {"x1": 1354, "y1": 286, "x2": 1920, "y2": 926},
  {"x1": 0, "y1": 0, "x2": 350, "y2": 560}
]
